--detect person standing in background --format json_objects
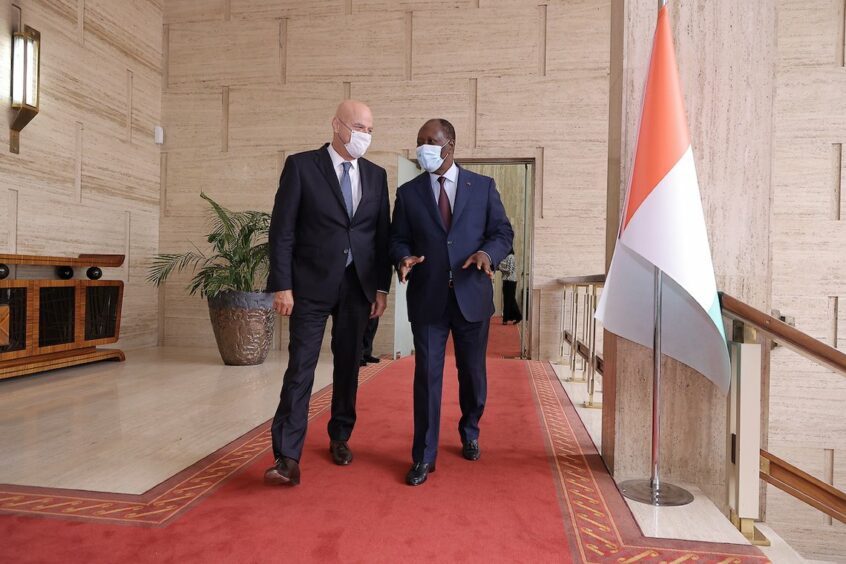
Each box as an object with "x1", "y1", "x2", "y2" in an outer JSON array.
[
  {"x1": 360, "y1": 317, "x2": 381, "y2": 366},
  {"x1": 499, "y1": 250, "x2": 522, "y2": 325}
]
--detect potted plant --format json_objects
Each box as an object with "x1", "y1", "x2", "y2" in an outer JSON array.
[{"x1": 147, "y1": 193, "x2": 275, "y2": 365}]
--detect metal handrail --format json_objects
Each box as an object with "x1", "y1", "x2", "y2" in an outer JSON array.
[
  {"x1": 555, "y1": 277, "x2": 846, "y2": 535},
  {"x1": 720, "y1": 291, "x2": 846, "y2": 527},
  {"x1": 557, "y1": 275, "x2": 606, "y2": 408},
  {"x1": 720, "y1": 292, "x2": 846, "y2": 376}
]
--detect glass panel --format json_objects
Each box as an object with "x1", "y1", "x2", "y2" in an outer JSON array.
[
  {"x1": 0, "y1": 287, "x2": 27, "y2": 353},
  {"x1": 39, "y1": 287, "x2": 75, "y2": 347},
  {"x1": 12, "y1": 34, "x2": 24, "y2": 106},
  {"x1": 85, "y1": 286, "x2": 119, "y2": 341}
]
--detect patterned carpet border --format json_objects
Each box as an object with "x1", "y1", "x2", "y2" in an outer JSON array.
[
  {"x1": 528, "y1": 360, "x2": 770, "y2": 564},
  {"x1": 0, "y1": 360, "x2": 393, "y2": 527}
]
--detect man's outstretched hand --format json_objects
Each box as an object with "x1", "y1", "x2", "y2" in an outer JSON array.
[
  {"x1": 398, "y1": 256, "x2": 425, "y2": 283},
  {"x1": 462, "y1": 251, "x2": 494, "y2": 280}
]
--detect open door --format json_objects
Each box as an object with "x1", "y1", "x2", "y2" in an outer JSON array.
[{"x1": 392, "y1": 156, "x2": 420, "y2": 358}]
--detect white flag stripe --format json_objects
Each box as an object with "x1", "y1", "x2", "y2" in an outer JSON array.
[
  {"x1": 620, "y1": 148, "x2": 717, "y2": 309},
  {"x1": 596, "y1": 242, "x2": 731, "y2": 393}
]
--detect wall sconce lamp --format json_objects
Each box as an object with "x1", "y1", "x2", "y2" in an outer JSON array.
[{"x1": 10, "y1": 25, "x2": 41, "y2": 154}]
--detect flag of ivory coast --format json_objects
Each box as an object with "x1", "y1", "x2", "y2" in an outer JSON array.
[{"x1": 595, "y1": 4, "x2": 731, "y2": 393}]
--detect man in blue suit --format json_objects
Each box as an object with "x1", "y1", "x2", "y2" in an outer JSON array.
[{"x1": 390, "y1": 118, "x2": 513, "y2": 486}]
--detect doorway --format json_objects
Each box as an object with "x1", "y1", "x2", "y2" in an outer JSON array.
[{"x1": 458, "y1": 160, "x2": 534, "y2": 359}]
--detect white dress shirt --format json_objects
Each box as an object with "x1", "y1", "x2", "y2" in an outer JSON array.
[
  {"x1": 423, "y1": 162, "x2": 491, "y2": 268},
  {"x1": 428, "y1": 163, "x2": 459, "y2": 211},
  {"x1": 327, "y1": 143, "x2": 362, "y2": 214}
]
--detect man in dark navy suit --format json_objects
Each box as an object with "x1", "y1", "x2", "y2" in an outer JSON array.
[
  {"x1": 390, "y1": 118, "x2": 513, "y2": 486},
  {"x1": 264, "y1": 100, "x2": 392, "y2": 486}
]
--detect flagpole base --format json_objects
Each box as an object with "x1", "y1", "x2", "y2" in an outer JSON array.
[{"x1": 620, "y1": 479, "x2": 694, "y2": 506}]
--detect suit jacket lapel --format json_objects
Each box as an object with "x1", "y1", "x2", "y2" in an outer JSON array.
[
  {"x1": 414, "y1": 172, "x2": 447, "y2": 233},
  {"x1": 451, "y1": 166, "x2": 471, "y2": 228},
  {"x1": 315, "y1": 145, "x2": 349, "y2": 220},
  {"x1": 352, "y1": 160, "x2": 371, "y2": 222}
]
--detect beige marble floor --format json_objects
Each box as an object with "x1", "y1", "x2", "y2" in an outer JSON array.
[
  {"x1": 551, "y1": 361, "x2": 838, "y2": 562},
  {"x1": 0, "y1": 347, "x2": 337, "y2": 494},
  {"x1": 551, "y1": 363, "x2": 603, "y2": 450},
  {"x1": 552, "y1": 362, "x2": 754, "y2": 547}
]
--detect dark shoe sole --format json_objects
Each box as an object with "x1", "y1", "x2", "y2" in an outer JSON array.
[
  {"x1": 329, "y1": 445, "x2": 353, "y2": 466},
  {"x1": 462, "y1": 447, "x2": 480, "y2": 461}
]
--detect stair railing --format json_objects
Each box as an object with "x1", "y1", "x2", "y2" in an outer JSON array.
[
  {"x1": 557, "y1": 275, "x2": 606, "y2": 408},
  {"x1": 553, "y1": 279, "x2": 846, "y2": 543},
  {"x1": 720, "y1": 292, "x2": 846, "y2": 542}
]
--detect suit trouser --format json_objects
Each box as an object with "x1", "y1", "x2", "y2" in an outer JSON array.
[
  {"x1": 410, "y1": 288, "x2": 490, "y2": 464},
  {"x1": 362, "y1": 317, "x2": 379, "y2": 358},
  {"x1": 270, "y1": 266, "x2": 371, "y2": 462}
]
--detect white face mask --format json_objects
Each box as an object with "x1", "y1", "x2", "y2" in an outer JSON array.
[
  {"x1": 416, "y1": 142, "x2": 449, "y2": 173},
  {"x1": 338, "y1": 120, "x2": 371, "y2": 159}
]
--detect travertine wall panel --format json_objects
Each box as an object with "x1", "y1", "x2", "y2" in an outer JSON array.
[
  {"x1": 775, "y1": 69, "x2": 846, "y2": 140},
  {"x1": 412, "y1": 8, "x2": 539, "y2": 79},
  {"x1": 231, "y1": 0, "x2": 344, "y2": 20},
  {"x1": 777, "y1": 0, "x2": 845, "y2": 68},
  {"x1": 164, "y1": 150, "x2": 280, "y2": 214},
  {"x1": 168, "y1": 21, "x2": 281, "y2": 88},
  {"x1": 286, "y1": 14, "x2": 406, "y2": 83},
  {"x1": 350, "y1": 80, "x2": 473, "y2": 153},
  {"x1": 477, "y1": 73, "x2": 608, "y2": 147},
  {"x1": 85, "y1": 0, "x2": 162, "y2": 73},
  {"x1": 161, "y1": 91, "x2": 223, "y2": 152},
  {"x1": 547, "y1": 0, "x2": 611, "y2": 73},
  {"x1": 768, "y1": 2, "x2": 846, "y2": 557},
  {"x1": 773, "y1": 142, "x2": 835, "y2": 218},
  {"x1": 355, "y1": 0, "x2": 472, "y2": 11},
  {"x1": 1, "y1": 0, "x2": 163, "y2": 350},
  {"x1": 163, "y1": 0, "x2": 225, "y2": 24},
  {"x1": 228, "y1": 86, "x2": 345, "y2": 150}
]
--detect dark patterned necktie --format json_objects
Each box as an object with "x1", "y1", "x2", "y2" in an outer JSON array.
[{"x1": 437, "y1": 176, "x2": 451, "y2": 231}]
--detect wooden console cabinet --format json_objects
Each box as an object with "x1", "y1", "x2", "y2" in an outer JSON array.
[{"x1": 0, "y1": 254, "x2": 126, "y2": 380}]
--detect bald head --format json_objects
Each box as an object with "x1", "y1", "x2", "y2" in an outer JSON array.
[
  {"x1": 335, "y1": 100, "x2": 373, "y2": 129},
  {"x1": 331, "y1": 100, "x2": 374, "y2": 160}
]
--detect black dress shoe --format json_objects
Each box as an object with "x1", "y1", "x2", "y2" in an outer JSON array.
[
  {"x1": 360, "y1": 359, "x2": 368, "y2": 366},
  {"x1": 405, "y1": 461, "x2": 435, "y2": 486},
  {"x1": 264, "y1": 457, "x2": 300, "y2": 486},
  {"x1": 363, "y1": 355, "x2": 381, "y2": 364},
  {"x1": 462, "y1": 440, "x2": 480, "y2": 461},
  {"x1": 329, "y1": 440, "x2": 353, "y2": 465}
]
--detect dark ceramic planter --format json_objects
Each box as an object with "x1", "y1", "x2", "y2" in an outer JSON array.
[{"x1": 207, "y1": 291, "x2": 275, "y2": 366}]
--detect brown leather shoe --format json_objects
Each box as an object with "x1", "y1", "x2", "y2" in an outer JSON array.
[
  {"x1": 329, "y1": 440, "x2": 353, "y2": 465},
  {"x1": 264, "y1": 456, "x2": 300, "y2": 486}
]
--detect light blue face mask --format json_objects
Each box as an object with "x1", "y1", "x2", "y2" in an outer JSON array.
[{"x1": 416, "y1": 142, "x2": 449, "y2": 173}]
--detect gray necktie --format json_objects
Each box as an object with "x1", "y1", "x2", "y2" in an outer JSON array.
[{"x1": 340, "y1": 161, "x2": 354, "y2": 266}]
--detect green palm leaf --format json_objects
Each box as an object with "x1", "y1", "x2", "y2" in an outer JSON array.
[{"x1": 147, "y1": 193, "x2": 272, "y2": 298}]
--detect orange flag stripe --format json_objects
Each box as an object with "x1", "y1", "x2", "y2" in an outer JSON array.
[{"x1": 622, "y1": 5, "x2": 690, "y2": 231}]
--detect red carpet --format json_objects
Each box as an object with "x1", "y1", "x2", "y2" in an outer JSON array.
[{"x1": 0, "y1": 322, "x2": 769, "y2": 563}]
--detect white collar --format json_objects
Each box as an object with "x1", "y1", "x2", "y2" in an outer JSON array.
[
  {"x1": 429, "y1": 162, "x2": 458, "y2": 184},
  {"x1": 327, "y1": 143, "x2": 357, "y2": 171}
]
